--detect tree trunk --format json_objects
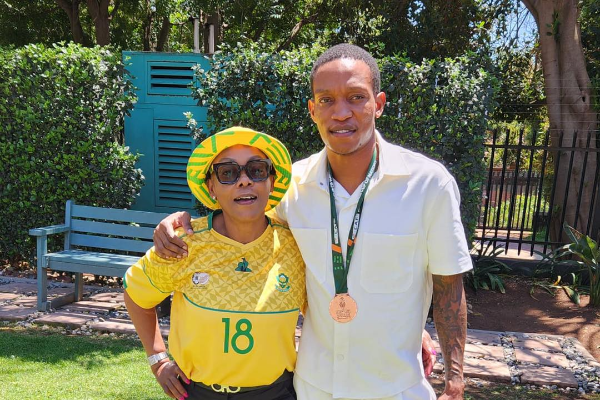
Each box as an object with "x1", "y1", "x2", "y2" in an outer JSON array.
[
  {"x1": 156, "y1": 16, "x2": 171, "y2": 52},
  {"x1": 521, "y1": 0, "x2": 598, "y2": 242},
  {"x1": 142, "y1": 0, "x2": 154, "y2": 51},
  {"x1": 55, "y1": 0, "x2": 86, "y2": 44},
  {"x1": 86, "y1": 0, "x2": 111, "y2": 46}
]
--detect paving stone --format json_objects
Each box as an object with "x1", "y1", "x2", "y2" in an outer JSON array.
[
  {"x1": 88, "y1": 292, "x2": 124, "y2": 303},
  {"x1": 0, "y1": 283, "x2": 37, "y2": 294},
  {"x1": 513, "y1": 337, "x2": 563, "y2": 352},
  {"x1": 463, "y1": 357, "x2": 511, "y2": 383},
  {"x1": 432, "y1": 361, "x2": 444, "y2": 374},
  {"x1": 0, "y1": 293, "x2": 19, "y2": 301},
  {"x1": 0, "y1": 305, "x2": 37, "y2": 321},
  {"x1": 60, "y1": 301, "x2": 116, "y2": 313},
  {"x1": 465, "y1": 343, "x2": 506, "y2": 360},
  {"x1": 515, "y1": 348, "x2": 571, "y2": 368},
  {"x1": 12, "y1": 297, "x2": 37, "y2": 307},
  {"x1": 520, "y1": 364, "x2": 578, "y2": 388},
  {"x1": 466, "y1": 329, "x2": 502, "y2": 345},
  {"x1": 33, "y1": 312, "x2": 96, "y2": 327},
  {"x1": 90, "y1": 318, "x2": 136, "y2": 335}
]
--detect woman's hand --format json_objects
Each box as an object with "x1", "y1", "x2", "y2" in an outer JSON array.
[
  {"x1": 422, "y1": 330, "x2": 438, "y2": 378},
  {"x1": 152, "y1": 359, "x2": 190, "y2": 399},
  {"x1": 153, "y1": 211, "x2": 194, "y2": 259}
]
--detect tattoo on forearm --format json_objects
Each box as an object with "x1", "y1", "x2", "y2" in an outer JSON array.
[{"x1": 432, "y1": 274, "x2": 467, "y2": 390}]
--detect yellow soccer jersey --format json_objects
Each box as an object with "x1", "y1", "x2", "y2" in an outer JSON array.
[{"x1": 124, "y1": 211, "x2": 306, "y2": 388}]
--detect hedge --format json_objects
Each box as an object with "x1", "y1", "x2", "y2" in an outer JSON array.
[
  {"x1": 0, "y1": 43, "x2": 143, "y2": 261},
  {"x1": 189, "y1": 43, "x2": 496, "y2": 241}
]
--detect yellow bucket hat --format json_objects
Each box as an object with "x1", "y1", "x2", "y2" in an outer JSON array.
[{"x1": 187, "y1": 126, "x2": 292, "y2": 211}]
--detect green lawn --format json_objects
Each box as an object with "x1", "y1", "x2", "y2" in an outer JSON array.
[
  {"x1": 1, "y1": 326, "x2": 599, "y2": 400},
  {"x1": 0, "y1": 326, "x2": 165, "y2": 400}
]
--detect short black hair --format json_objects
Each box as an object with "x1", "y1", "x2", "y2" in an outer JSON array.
[{"x1": 310, "y1": 43, "x2": 381, "y2": 95}]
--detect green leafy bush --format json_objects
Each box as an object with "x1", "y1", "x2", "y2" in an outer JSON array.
[
  {"x1": 189, "y1": 43, "x2": 496, "y2": 240},
  {"x1": 188, "y1": 43, "x2": 323, "y2": 161},
  {"x1": 380, "y1": 54, "x2": 496, "y2": 238},
  {"x1": 0, "y1": 43, "x2": 143, "y2": 261}
]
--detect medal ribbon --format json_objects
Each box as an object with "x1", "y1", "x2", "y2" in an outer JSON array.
[{"x1": 327, "y1": 148, "x2": 378, "y2": 294}]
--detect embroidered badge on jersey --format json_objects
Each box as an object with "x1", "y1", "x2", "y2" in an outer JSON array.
[
  {"x1": 192, "y1": 272, "x2": 210, "y2": 286},
  {"x1": 235, "y1": 257, "x2": 251, "y2": 272},
  {"x1": 276, "y1": 273, "x2": 290, "y2": 292}
]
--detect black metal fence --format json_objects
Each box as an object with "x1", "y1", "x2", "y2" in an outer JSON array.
[{"x1": 475, "y1": 128, "x2": 600, "y2": 256}]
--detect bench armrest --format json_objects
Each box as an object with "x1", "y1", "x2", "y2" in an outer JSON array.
[{"x1": 29, "y1": 224, "x2": 70, "y2": 237}]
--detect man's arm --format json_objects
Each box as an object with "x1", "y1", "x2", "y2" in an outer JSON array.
[
  {"x1": 153, "y1": 211, "x2": 194, "y2": 258},
  {"x1": 432, "y1": 273, "x2": 467, "y2": 399}
]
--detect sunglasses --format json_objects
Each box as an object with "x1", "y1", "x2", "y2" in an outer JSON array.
[{"x1": 210, "y1": 159, "x2": 274, "y2": 185}]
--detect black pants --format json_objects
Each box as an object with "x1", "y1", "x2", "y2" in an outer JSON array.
[{"x1": 181, "y1": 372, "x2": 296, "y2": 400}]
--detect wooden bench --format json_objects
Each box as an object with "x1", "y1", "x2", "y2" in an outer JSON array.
[{"x1": 29, "y1": 200, "x2": 171, "y2": 311}]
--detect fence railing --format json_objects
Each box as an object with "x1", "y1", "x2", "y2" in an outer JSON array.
[{"x1": 475, "y1": 128, "x2": 600, "y2": 256}]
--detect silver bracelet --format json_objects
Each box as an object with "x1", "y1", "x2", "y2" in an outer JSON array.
[{"x1": 147, "y1": 351, "x2": 169, "y2": 366}]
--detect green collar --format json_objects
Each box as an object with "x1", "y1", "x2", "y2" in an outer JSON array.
[{"x1": 207, "y1": 210, "x2": 271, "y2": 230}]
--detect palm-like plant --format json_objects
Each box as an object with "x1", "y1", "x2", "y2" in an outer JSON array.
[{"x1": 466, "y1": 242, "x2": 512, "y2": 293}]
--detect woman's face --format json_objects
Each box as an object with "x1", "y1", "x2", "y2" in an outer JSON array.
[{"x1": 207, "y1": 145, "x2": 274, "y2": 224}]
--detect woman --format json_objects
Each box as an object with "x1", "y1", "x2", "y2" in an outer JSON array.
[{"x1": 124, "y1": 126, "x2": 304, "y2": 400}]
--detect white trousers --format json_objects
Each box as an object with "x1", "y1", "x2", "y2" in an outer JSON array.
[{"x1": 293, "y1": 374, "x2": 436, "y2": 400}]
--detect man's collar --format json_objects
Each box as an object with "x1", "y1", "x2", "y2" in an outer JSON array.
[
  {"x1": 297, "y1": 147, "x2": 327, "y2": 185},
  {"x1": 297, "y1": 130, "x2": 411, "y2": 186},
  {"x1": 377, "y1": 131, "x2": 411, "y2": 176}
]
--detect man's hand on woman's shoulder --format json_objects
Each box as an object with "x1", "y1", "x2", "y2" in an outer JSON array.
[{"x1": 153, "y1": 211, "x2": 193, "y2": 259}]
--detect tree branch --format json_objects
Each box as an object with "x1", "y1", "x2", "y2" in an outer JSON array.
[
  {"x1": 276, "y1": 13, "x2": 320, "y2": 52},
  {"x1": 520, "y1": 0, "x2": 539, "y2": 23}
]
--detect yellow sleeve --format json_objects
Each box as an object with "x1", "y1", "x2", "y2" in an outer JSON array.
[{"x1": 123, "y1": 247, "x2": 183, "y2": 309}]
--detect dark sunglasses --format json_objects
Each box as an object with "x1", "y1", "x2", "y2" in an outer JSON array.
[{"x1": 210, "y1": 159, "x2": 274, "y2": 185}]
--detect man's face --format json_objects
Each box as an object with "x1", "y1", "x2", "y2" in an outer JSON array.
[{"x1": 308, "y1": 58, "x2": 386, "y2": 156}]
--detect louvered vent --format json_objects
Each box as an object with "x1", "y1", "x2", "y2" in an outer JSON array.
[
  {"x1": 156, "y1": 120, "x2": 195, "y2": 208},
  {"x1": 148, "y1": 62, "x2": 195, "y2": 96}
]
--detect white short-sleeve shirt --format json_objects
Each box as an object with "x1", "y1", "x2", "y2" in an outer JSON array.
[{"x1": 273, "y1": 132, "x2": 472, "y2": 399}]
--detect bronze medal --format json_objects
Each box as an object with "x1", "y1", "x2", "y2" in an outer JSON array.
[{"x1": 329, "y1": 293, "x2": 358, "y2": 323}]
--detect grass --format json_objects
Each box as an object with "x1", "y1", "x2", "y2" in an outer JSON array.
[
  {"x1": 1, "y1": 326, "x2": 599, "y2": 400},
  {"x1": 0, "y1": 325, "x2": 164, "y2": 399}
]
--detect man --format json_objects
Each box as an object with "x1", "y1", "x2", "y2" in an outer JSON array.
[{"x1": 154, "y1": 44, "x2": 471, "y2": 399}]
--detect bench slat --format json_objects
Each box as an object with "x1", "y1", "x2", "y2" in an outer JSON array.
[
  {"x1": 71, "y1": 219, "x2": 155, "y2": 240},
  {"x1": 47, "y1": 250, "x2": 138, "y2": 277},
  {"x1": 71, "y1": 204, "x2": 171, "y2": 225},
  {"x1": 70, "y1": 233, "x2": 153, "y2": 253}
]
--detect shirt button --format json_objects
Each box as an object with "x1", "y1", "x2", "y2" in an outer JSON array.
[{"x1": 337, "y1": 354, "x2": 345, "y2": 361}]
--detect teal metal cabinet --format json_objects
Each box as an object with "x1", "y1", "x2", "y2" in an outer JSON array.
[{"x1": 123, "y1": 52, "x2": 210, "y2": 214}]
